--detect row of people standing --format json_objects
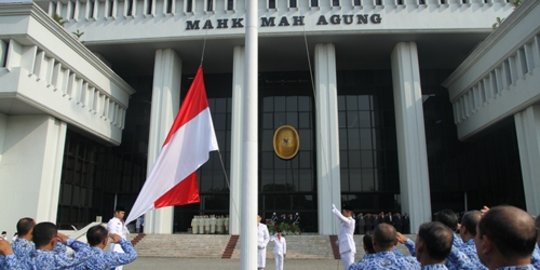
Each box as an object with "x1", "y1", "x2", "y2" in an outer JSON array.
[
  {"x1": 355, "y1": 212, "x2": 410, "y2": 234},
  {"x1": 190, "y1": 215, "x2": 229, "y2": 234},
  {"x1": 0, "y1": 207, "x2": 137, "y2": 270},
  {"x1": 333, "y1": 203, "x2": 540, "y2": 270}
]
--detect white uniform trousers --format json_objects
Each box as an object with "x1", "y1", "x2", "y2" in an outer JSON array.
[
  {"x1": 257, "y1": 247, "x2": 267, "y2": 269},
  {"x1": 274, "y1": 254, "x2": 284, "y2": 270},
  {"x1": 340, "y1": 251, "x2": 354, "y2": 270}
]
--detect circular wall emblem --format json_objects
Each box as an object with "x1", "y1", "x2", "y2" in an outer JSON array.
[{"x1": 273, "y1": 125, "x2": 300, "y2": 160}]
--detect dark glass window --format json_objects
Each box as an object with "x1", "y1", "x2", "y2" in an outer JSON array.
[
  {"x1": 337, "y1": 70, "x2": 399, "y2": 214},
  {"x1": 310, "y1": 0, "x2": 318, "y2": 7},
  {"x1": 268, "y1": 0, "x2": 276, "y2": 9},
  {"x1": 259, "y1": 72, "x2": 317, "y2": 232}
]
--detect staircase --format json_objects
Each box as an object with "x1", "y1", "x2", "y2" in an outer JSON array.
[
  {"x1": 133, "y1": 234, "x2": 230, "y2": 257},
  {"x1": 132, "y1": 234, "x2": 415, "y2": 259}
]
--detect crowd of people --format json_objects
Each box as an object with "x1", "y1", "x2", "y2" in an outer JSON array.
[
  {"x1": 355, "y1": 212, "x2": 411, "y2": 234},
  {"x1": 0, "y1": 208, "x2": 137, "y2": 270},
  {"x1": 267, "y1": 212, "x2": 301, "y2": 235},
  {"x1": 332, "y1": 204, "x2": 540, "y2": 270}
]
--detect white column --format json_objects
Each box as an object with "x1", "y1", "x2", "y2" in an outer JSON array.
[
  {"x1": 0, "y1": 115, "x2": 66, "y2": 237},
  {"x1": 314, "y1": 43, "x2": 341, "y2": 235},
  {"x1": 240, "y1": 0, "x2": 258, "y2": 268},
  {"x1": 391, "y1": 42, "x2": 431, "y2": 232},
  {"x1": 514, "y1": 105, "x2": 540, "y2": 216},
  {"x1": 144, "y1": 49, "x2": 182, "y2": 234},
  {"x1": 229, "y1": 46, "x2": 244, "y2": 235}
]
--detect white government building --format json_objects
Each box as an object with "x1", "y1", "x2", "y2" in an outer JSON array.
[{"x1": 0, "y1": 0, "x2": 539, "y2": 236}]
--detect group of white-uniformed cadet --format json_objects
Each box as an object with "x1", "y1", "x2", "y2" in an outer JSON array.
[
  {"x1": 190, "y1": 215, "x2": 229, "y2": 234},
  {"x1": 0, "y1": 208, "x2": 137, "y2": 270},
  {"x1": 337, "y1": 204, "x2": 540, "y2": 270}
]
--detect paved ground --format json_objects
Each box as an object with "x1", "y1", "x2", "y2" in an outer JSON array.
[{"x1": 125, "y1": 257, "x2": 342, "y2": 270}]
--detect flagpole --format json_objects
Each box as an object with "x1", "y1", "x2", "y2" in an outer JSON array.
[{"x1": 240, "y1": 0, "x2": 258, "y2": 269}]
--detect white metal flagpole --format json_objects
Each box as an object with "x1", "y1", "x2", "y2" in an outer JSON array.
[{"x1": 240, "y1": 0, "x2": 258, "y2": 269}]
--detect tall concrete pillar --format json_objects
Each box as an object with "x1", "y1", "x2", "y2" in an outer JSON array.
[
  {"x1": 391, "y1": 42, "x2": 432, "y2": 232},
  {"x1": 314, "y1": 43, "x2": 342, "y2": 235},
  {"x1": 144, "y1": 48, "x2": 182, "y2": 234},
  {"x1": 0, "y1": 115, "x2": 66, "y2": 236},
  {"x1": 514, "y1": 105, "x2": 540, "y2": 216},
  {"x1": 229, "y1": 46, "x2": 244, "y2": 235}
]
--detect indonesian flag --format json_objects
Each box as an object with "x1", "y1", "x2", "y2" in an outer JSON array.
[{"x1": 126, "y1": 66, "x2": 218, "y2": 225}]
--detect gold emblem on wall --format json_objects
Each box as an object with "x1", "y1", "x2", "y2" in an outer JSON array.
[{"x1": 273, "y1": 125, "x2": 300, "y2": 160}]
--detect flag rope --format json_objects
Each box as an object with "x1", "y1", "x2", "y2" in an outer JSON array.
[
  {"x1": 200, "y1": 32, "x2": 208, "y2": 66},
  {"x1": 217, "y1": 149, "x2": 240, "y2": 224}
]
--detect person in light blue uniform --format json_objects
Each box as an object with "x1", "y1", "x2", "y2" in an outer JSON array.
[
  {"x1": 415, "y1": 222, "x2": 454, "y2": 270},
  {"x1": 32, "y1": 222, "x2": 92, "y2": 270},
  {"x1": 77, "y1": 225, "x2": 137, "y2": 270},
  {"x1": 348, "y1": 223, "x2": 420, "y2": 270},
  {"x1": 459, "y1": 210, "x2": 488, "y2": 270},
  {"x1": 11, "y1": 217, "x2": 35, "y2": 270},
  {"x1": 0, "y1": 239, "x2": 26, "y2": 270},
  {"x1": 475, "y1": 206, "x2": 537, "y2": 270}
]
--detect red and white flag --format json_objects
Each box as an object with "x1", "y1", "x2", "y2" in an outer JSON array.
[{"x1": 126, "y1": 66, "x2": 218, "y2": 224}]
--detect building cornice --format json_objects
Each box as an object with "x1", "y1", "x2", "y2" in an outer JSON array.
[
  {"x1": 442, "y1": 0, "x2": 539, "y2": 91},
  {"x1": 0, "y1": 2, "x2": 135, "y2": 95}
]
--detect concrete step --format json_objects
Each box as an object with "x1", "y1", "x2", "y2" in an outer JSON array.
[
  {"x1": 133, "y1": 234, "x2": 230, "y2": 257},
  {"x1": 131, "y1": 234, "x2": 415, "y2": 259}
]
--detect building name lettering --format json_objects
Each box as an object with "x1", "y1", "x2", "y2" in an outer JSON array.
[{"x1": 185, "y1": 14, "x2": 382, "y2": 30}]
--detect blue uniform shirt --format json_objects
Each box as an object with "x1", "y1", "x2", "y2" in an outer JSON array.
[
  {"x1": 78, "y1": 239, "x2": 137, "y2": 270},
  {"x1": 496, "y1": 265, "x2": 535, "y2": 270},
  {"x1": 404, "y1": 239, "x2": 477, "y2": 270},
  {"x1": 32, "y1": 239, "x2": 92, "y2": 270},
  {"x1": 0, "y1": 254, "x2": 27, "y2": 270},
  {"x1": 348, "y1": 251, "x2": 420, "y2": 270},
  {"x1": 422, "y1": 263, "x2": 448, "y2": 270},
  {"x1": 461, "y1": 239, "x2": 487, "y2": 270},
  {"x1": 531, "y1": 244, "x2": 540, "y2": 269}
]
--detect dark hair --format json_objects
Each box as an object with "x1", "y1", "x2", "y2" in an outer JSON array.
[
  {"x1": 433, "y1": 209, "x2": 459, "y2": 231},
  {"x1": 1, "y1": 231, "x2": 6, "y2": 234},
  {"x1": 87, "y1": 225, "x2": 109, "y2": 246},
  {"x1": 32, "y1": 222, "x2": 57, "y2": 248},
  {"x1": 342, "y1": 204, "x2": 353, "y2": 212},
  {"x1": 461, "y1": 210, "x2": 481, "y2": 236},
  {"x1": 16, "y1": 217, "x2": 35, "y2": 236},
  {"x1": 115, "y1": 207, "x2": 126, "y2": 213},
  {"x1": 373, "y1": 223, "x2": 396, "y2": 250},
  {"x1": 418, "y1": 222, "x2": 453, "y2": 261},
  {"x1": 478, "y1": 205, "x2": 537, "y2": 258},
  {"x1": 363, "y1": 231, "x2": 375, "y2": 254}
]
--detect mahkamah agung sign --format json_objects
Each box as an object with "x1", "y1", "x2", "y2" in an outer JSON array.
[{"x1": 185, "y1": 13, "x2": 382, "y2": 30}]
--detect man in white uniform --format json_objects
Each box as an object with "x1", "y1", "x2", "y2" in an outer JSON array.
[
  {"x1": 107, "y1": 208, "x2": 129, "y2": 270},
  {"x1": 332, "y1": 204, "x2": 356, "y2": 270},
  {"x1": 271, "y1": 228, "x2": 286, "y2": 270},
  {"x1": 257, "y1": 215, "x2": 270, "y2": 270}
]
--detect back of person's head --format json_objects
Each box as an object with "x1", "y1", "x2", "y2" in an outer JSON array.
[
  {"x1": 433, "y1": 209, "x2": 459, "y2": 231},
  {"x1": 87, "y1": 225, "x2": 109, "y2": 247},
  {"x1": 363, "y1": 231, "x2": 375, "y2": 254},
  {"x1": 417, "y1": 222, "x2": 453, "y2": 261},
  {"x1": 16, "y1": 217, "x2": 35, "y2": 237},
  {"x1": 32, "y1": 222, "x2": 57, "y2": 249},
  {"x1": 373, "y1": 223, "x2": 397, "y2": 251},
  {"x1": 461, "y1": 210, "x2": 481, "y2": 236},
  {"x1": 478, "y1": 205, "x2": 536, "y2": 259}
]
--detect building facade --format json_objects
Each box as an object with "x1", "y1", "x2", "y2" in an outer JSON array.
[{"x1": 1, "y1": 0, "x2": 538, "y2": 235}]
